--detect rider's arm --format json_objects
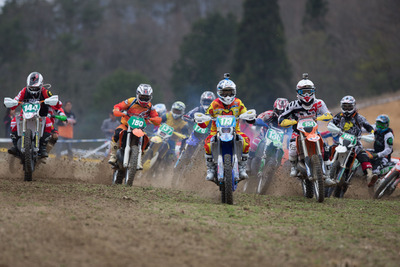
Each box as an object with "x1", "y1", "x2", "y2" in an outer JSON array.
[
  {"x1": 149, "y1": 108, "x2": 161, "y2": 126},
  {"x1": 377, "y1": 132, "x2": 394, "y2": 158},
  {"x1": 11, "y1": 88, "x2": 26, "y2": 110},
  {"x1": 113, "y1": 98, "x2": 131, "y2": 117},
  {"x1": 254, "y1": 118, "x2": 269, "y2": 128}
]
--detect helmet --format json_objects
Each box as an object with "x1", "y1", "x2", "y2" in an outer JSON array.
[
  {"x1": 273, "y1": 98, "x2": 289, "y2": 116},
  {"x1": 171, "y1": 101, "x2": 186, "y2": 120},
  {"x1": 216, "y1": 74, "x2": 236, "y2": 105},
  {"x1": 26, "y1": 72, "x2": 44, "y2": 97},
  {"x1": 340, "y1": 95, "x2": 356, "y2": 117},
  {"x1": 136, "y1": 84, "x2": 153, "y2": 107},
  {"x1": 296, "y1": 73, "x2": 315, "y2": 109},
  {"x1": 200, "y1": 91, "x2": 216, "y2": 111},
  {"x1": 375, "y1": 114, "x2": 390, "y2": 132},
  {"x1": 154, "y1": 103, "x2": 167, "y2": 118}
]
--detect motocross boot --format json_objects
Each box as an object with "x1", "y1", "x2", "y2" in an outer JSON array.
[
  {"x1": 108, "y1": 141, "x2": 119, "y2": 165},
  {"x1": 324, "y1": 176, "x2": 337, "y2": 187},
  {"x1": 205, "y1": 154, "x2": 216, "y2": 181},
  {"x1": 290, "y1": 160, "x2": 298, "y2": 177},
  {"x1": 46, "y1": 132, "x2": 58, "y2": 153},
  {"x1": 8, "y1": 132, "x2": 19, "y2": 156},
  {"x1": 39, "y1": 132, "x2": 51, "y2": 158},
  {"x1": 239, "y1": 153, "x2": 249, "y2": 180},
  {"x1": 366, "y1": 168, "x2": 378, "y2": 187}
]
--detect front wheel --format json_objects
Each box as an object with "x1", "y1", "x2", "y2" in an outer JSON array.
[
  {"x1": 374, "y1": 171, "x2": 398, "y2": 199},
  {"x1": 311, "y1": 155, "x2": 324, "y2": 203},
  {"x1": 257, "y1": 159, "x2": 276, "y2": 195},
  {"x1": 125, "y1": 145, "x2": 139, "y2": 186},
  {"x1": 23, "y1": 129, "x2": 34, "y2": 182},
  {"x1": 112, "y1": 169, "x2": 124, "y2": 184},
  {"x1": 223, "y1": 154, "x2": 233, "y2": 205}
]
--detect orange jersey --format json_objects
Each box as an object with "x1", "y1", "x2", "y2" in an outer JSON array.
[
  {"x1": 204, "y1": 98, "x2": 248, "y2": 135},
  {"x1": 113, "y1": 97, "x2": 161, "y2": 127}
]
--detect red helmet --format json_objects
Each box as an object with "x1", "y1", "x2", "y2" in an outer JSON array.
[{"x1": 273, "y1": 98, "x2": 289, "y2": 116}]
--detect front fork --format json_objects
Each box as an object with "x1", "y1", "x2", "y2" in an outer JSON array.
[
  {"x1": 123, "y1": 126, "x2": 132, "y2": 168},
  {"x1": 300, "y1": 133, "x2": 326, "y2": 179}
]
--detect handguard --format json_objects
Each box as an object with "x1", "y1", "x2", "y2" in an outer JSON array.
[
  {"x1": 239, "y1": 109, "x2": 257, "y2": 121},
  {"x1": 194, "y1": 112, "x2": 212, "y2": 123},
  {"x1": 316, "y1": 113, "x2": 333, "y2": 122},
  {"x1": 280, "y1": 119, "x2": 297, "y2": 127},
  {"x1": 113, "y1": 110, "x2": 125, "y2": 117}
]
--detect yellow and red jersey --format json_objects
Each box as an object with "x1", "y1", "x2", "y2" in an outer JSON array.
[
  {"x1": 201, "y1": 98, "x2": 248, "y2": 135},
  {"x1": 113, "y1": 97, "x2": 161, "y2": 127}
]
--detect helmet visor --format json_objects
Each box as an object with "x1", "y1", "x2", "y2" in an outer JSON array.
[
  {"x1": 172, "y1": 108, "x2": 183, "y2": 115},
  {"x1": 28, "y1": 86, "x2": 41, "y2": 92},
  {"x1": 376, "y1": 121, "x2": 387, "y2": 129},
  {"x1": 297, "y1": 88, "x2": 315, "y2": 96},
  {"x1": 342, "y1": 103, "x2": 354, "y2": 111},
  {"x1": 219, "y1": 89, "x2": 235, "y2": 97},
  {"x1": 138, "y1": 94, "x2": 151, "y2": 102},
  {"x1": 202, "y1": 99, "x2": 213, "y2": 107}
]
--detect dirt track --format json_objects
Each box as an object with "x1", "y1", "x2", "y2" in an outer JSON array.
[{"x1": 1, "y1": 98, "x2": 400, "y2": 266}]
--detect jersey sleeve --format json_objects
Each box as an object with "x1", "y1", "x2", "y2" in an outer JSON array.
[
  {"x1": 317, "y1": 99, "x2": 331, "y2": 115},
  {"x1": 238, "y1": 99, "x2": 248, "y2": 115}
]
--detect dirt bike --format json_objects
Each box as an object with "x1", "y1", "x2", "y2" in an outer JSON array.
[
  {"x1": 325, "y1": 123, "x2": 374, "y2": 198},
  {"x1": 254, "y1": 126, "x2": 285, "y2": 195},
  {"x1": 4, "y1": 95, "x2": 61, "y2": 181},
  {"x1": 374, "y1": 161, "x2": 400, "y2": 199},
  {"x1": 194, "y1": 109, "x2": 256, "y2": 205},
  {"x1": 142, "y1": 123, "x2": 187, "y2": 175},
  {"x1": 112, "y1": 116, "x2": 146, "y2": 186},
  {"x1": 287, "y1": 115, "x2": 330, "y2": 202}
]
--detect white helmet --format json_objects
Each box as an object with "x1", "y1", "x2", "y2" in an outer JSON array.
[
  {"x1": 217, "y1": 74, "x2": 236, "y2": 105},
  {"x1": 26, "y1": 72, "x2": 44, "y2": 97},
  {"x1": 171, "y1": 101, "x2": 186, "y2": 120},
  {"x1": 136, "y1": 84, "x2": 153, "y2": 107},
  {"x1": 340, "y1": 95, "x2": 356, "y2": 117},
  {"x1": 153, "y1": 103, "x2": 167, "y2": 118},
  {"x1": 200, "y1": 91, "x2": 216, "y2": 111},
  {"x1": 296, "y1": 73, "x2": 315, "y2": 110}
]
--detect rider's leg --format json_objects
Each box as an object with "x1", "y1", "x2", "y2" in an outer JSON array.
[
  {"x1": 358, "y1": 150, "x2": 377, "y2": 187},
  {"x1": 108, "y1": 127, "x2": 123, "y2": 165},
  {"x1": 289, "y1": 138, "x2": 298, "y2": 177},
  {"x1": 39, "y1": 132, "x2": 51, "y2": 158},
  {"x1": 204, "y1": 135, "x2": 216, "y2": 181},
  {"x1": 238, "y1": 133, "x2": 250, "y2": 180},
  {"x1": 8, "y1": 117, "x2": 19, "y2": 155}
]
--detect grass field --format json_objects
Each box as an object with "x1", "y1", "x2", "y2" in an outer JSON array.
[{"x1": 1, "y1": 175, "x2": 399, "y2": 267}]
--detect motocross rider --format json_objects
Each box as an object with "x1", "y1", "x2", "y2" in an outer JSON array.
[
  {"x1": 198, "y1": 74, "x2": 255, "y2": 181},
  {"x1": 108, "y1": 84, "x2": 162, "y2": 165},
  {"x1": 248, "y1": 98, "x2": 290, "y2": 171},
  {"x1": 328, "y1": 95, "x2": 378, "y2": 187},
  {"x1": 368, "y1": 114, "x2": 394, "y2": 178},
  {"x1": 184, "y1": 91, "x2": 216, "y2": 121},
  {"x1": 278, "y1": 73, "x2": 335, "y2": 186},
  {"x1": 161, "y1": 101, "x2": 191, "y2": 156},
  {"x1": 8, "y1": 72, "x2": 64, "y2": 158}
]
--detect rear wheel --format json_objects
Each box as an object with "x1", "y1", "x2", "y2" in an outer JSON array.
[
  {"x1": 311, "y1": 155, "x2": 324, "y2": 203},
  {"x1": 223, "y1": 154, "x2": 233, "y2": 205},
  {"x1": 23, "y1": 129, "x2": 34, "y2": 182},
  {"x1": 125, "y1": 145, "x2": 139, "y2": 186},
  {"x1": 374, "y1": 171, "x2": 398, "y2": 199}
]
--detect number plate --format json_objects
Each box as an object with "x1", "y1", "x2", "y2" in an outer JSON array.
[
  {"x1": 341, "y1": 133, "x2": 356, "y2": 143},
  {"x1": 216, "y1": 116, "x2": 236, "y2": 127},
  {"x1": 301, "y1": 120, "x2": 317, "y2": 128},
  {"x1": 127, "y1": 116, "x2": 146, "y2": 129},
  {"x1": 267, "y1": 128, "x2": 284, "y2": 144},
  {"x1": 159, "y1": 124, "x2": 174, "y2": 136},
  {"x1": 193, "y1": 124, "x2": 207, "y2": 134},
  {"x1": 22, "y1": 103, "x2": 40, "y2": 113}
]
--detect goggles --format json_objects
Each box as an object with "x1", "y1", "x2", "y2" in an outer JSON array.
[
  {"x1": 172, "y1": 108, "x2": 184, "y2": 115},
  {"x1": 376, "y1": 121, "x2": 387, "y2": 129},
  {"x1": 219, "y1": 89, "x2": 235, "y2": 97},
  {"x1": 138, "y1": 94, "x2": 151, "y2": 102},
  {"x1": 297, "y1": 88, "x2": 315, "y2": 96},
  {"x1": 341, "y1": 103, "x2": 354, "y2": 111}
]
